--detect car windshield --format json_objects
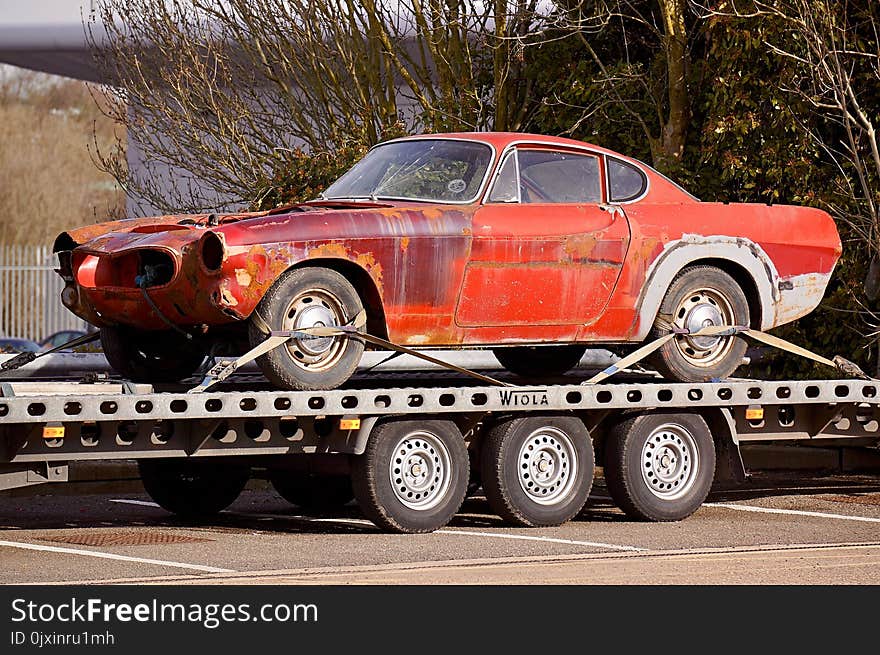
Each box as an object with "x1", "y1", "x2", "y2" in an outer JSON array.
[{"x1": 322, "y1": 139, "x2": 493, "y2": 203}]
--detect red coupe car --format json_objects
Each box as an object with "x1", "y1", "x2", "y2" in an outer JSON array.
[{"x1": 53, "y1": 132, "x2": 841, "y2": 389}]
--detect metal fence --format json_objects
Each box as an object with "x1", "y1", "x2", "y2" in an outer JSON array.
[{"x1": 0, "y1": 244, "x2": 89, "y2": 342}]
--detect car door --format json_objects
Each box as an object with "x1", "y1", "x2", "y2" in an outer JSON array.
[{"x1": 454, "y1": 146, "x2": 631, "y2": 339}]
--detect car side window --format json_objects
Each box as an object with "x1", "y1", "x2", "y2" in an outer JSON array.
[
  {"x1": 608, "y1": 157, "x2": 647, "y2": 202},
  {"x1": 487, "y1": 152, "x2": 519, "y2": 203},
  {"x1": 517, "y1": 150, "x2": 602, "y2": 204}
]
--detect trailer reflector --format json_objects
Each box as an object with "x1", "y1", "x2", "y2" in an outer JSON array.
[
  {"x1": 745, "y1": 406, "x2": 764, "y2": 420},
  {"x1": 340, "y1": 417, "x2": 361, "y2": 431},
  {"x1": 42, "y1": 425, "x2": 65, "y2": 439}
]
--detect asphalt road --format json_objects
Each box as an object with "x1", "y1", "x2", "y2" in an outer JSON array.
[{"x1": 2, "y1": 470, "x2": 879, "y2": 585}]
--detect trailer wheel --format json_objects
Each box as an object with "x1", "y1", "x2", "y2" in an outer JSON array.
[
  {"x1": 138, "y1": 459, "x2": 250, "y2": 518},
  {"x1": 604, "y1": 413, "x2": 715, "y2": 522},
  {"x1": 493, "y1": 345, "x2": 586, "y2": 378},
  {"x1": 351, "y1": 419, "x2": 468, "y2": 533},
  {"x1": 269, "y1": 471, "x2": 354, "y2": 513},
  {"x1": 480, "y1": 416, "x2": 594, "y2": 527}
]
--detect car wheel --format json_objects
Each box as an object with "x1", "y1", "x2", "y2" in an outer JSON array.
[
  {"x1": 480, "y1": 416, "x2": 594, "y2": 527},
  {"x1": 492, "y1": 345, "x2": 586, "y2": 378},
  {"x1": 269, "y1": 471, "x2": 354, "y2": 514},
  {"x1": 649, "y1": 266, "x2": 749, "y2": 382},
  {"x1": 249, "y1": 267, "x2": 366, "y2": 390},
  {"x1": 603, "y1": 412, "x2": 715, "y2": 522},
  {"x1": 100, "y1": 326, "x2": 208, "y2": 383},
  {"x1": 138, "y1": 459, "x2": 250, "y2": 518},
  {"x1": 351, "y1": 419, "x2": 469, "y2": 533}
]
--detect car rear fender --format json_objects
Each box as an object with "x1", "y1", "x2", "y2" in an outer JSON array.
[{"x1": 633, "y1": 235, "x2": 779, "y2": 339}]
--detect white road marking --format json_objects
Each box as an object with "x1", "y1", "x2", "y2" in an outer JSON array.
[
  {"x1": 0, "y1": 540, "x2": 234, "y2": 574},
  {"x1": 436, "y1": 529, "x2": 645, "y2": 551},
  {"x1": 707, "y1": 502, "x2": 880, "y2": 524},
  {"x1": 109, "y1": 499, "x2": 158, "y2": 507}
]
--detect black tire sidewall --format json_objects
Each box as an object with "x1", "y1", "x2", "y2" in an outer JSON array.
[
  {"x1": 101, "y1": 327, "x2": 207, "y2": 383},
  {"x1": 493, "y1": 345, "x2": 587, "y2": 377},
  {"x1": 652, "y1": 267, "x2": 750, "y2": 382},
  {"x1": 250, "y1": 267, "x2": 365, "y2": 390},
  {"x1": 138, "y1": 459, "x2": 250, "y2": 517},
  {"x1": 269, "y1": 471, "x2": 354, "y2": 511},
  {"x1": 352, "y1": 420, "x2": 469, "y2": 533},
  {"x1": 604, "y1": 413, "x2": 715, "y2": 522},
  {"x1": 482, "y1": 416, "x2": 594, "y2": 527}
]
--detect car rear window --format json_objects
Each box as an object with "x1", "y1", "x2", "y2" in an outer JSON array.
[{"x1": 608, "y1": 157, "x2": 648, "y2": 202}]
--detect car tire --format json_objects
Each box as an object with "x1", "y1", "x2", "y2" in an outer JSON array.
[
  {"x1": 351, "y1": 419, "x2": 469, "y2": 533},
  {"x1": 649, "y1": 266, "x2": 749, "y2": 382},
  {"x1": 603, "y1": 412, "x2": 715, "y2": 522},
  {"x1": 138, "y1": 458, "x2": 250, "y2": 518},
  {"x1": 269, "y1": 471, "x2": 354, "y2": 513},
  {"x1": 249, "y1": 267, "x2": 366, "y2": 391},
  {"x1": 493, "y1": 345, "x2": 586, "y2": 378},
  {"x1": 480, "y1": 416, "x2": 594, "y2": 527},
  {"x1": 100, "y1": 326, "x2": 208, "y2": 383}
]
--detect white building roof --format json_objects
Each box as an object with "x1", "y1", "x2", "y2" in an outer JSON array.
[{"x1": 0, "y1": 1, "x2": 101, "y2": 81}]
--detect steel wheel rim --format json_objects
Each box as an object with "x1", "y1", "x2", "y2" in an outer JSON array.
[
  {"x1": 640, "y1": 423, "x2": 699, "y2": 500},
  {"x1": 517, "y1": 427, "x2": 578, "y2": 505},
  {"x1": 282, "y1": 287, "x2": 346, "y2": 372},
  {"x1": 672, "y1": 287, "x2": 735, "y2": 368},
  {"x1": 389, "y1": 431, "x2": 453, "y2": 510}
]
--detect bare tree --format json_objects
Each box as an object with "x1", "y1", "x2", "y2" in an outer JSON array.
[
  {"x1": 538, "y1": 1, "x2": 694, "y2": 171},
  {"x1": 703, "y1": 1, "x2": 879, "y2": 260},
  {"x1": 89, "y1": 0, "x2": 550, "y2": 213}
]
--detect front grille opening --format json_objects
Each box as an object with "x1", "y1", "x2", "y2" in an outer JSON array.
[{"x1": 137, "y1": 250, "x2": 175, "y2": 288}]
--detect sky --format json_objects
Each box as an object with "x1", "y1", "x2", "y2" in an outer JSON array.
[{"x1": 0, "y1": 1, "x2": 95, "y2": 25}]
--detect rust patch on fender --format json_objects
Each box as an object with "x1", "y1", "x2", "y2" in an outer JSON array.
[
  {"x1": 400, "y1": 237, "x2": 410, "y2": 252},
  {"x1": 307, "y1": 242, "x2": 350, "y2": 259},
  {"x1": 356, "y1": 251, "x2": 384, "y2": 292}
]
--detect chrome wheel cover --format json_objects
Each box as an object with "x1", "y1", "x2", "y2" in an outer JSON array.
[
  {"x1": 640, "y1": 423, "x2": 699, "y2": 500},
  {"x1": 389, "y1": 431, "x2": 453, "y2": 510},
  {"x1": 282, "y1": 287, "x2": 346, "y2": 372},
  {"x1": 672, "y1": 287, "x2": 735, "y2": 368},
  {"x1": 516, "y1": 427, "x2": 578, "y2": 505}
]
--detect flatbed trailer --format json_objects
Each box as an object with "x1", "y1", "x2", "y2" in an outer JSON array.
[{"x1": 2, "y1": 371, "x2": 879, "y2": 532}]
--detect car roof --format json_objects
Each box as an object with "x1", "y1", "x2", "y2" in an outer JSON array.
[
  {"x1": 391, "y1": 132, "x2": 698, "y2": 203},
  {"x1": 395, "y1": 132, "x2": 627, "y2": 159}
]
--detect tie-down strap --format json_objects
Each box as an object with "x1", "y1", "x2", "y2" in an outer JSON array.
[
  {"x1": 583, "y1": 323, "x2": 870, "y2": 385},
  {"x1": 189, "y1": 309, "x2": 511, "y2": 393},
  {"x1": 191, "y1": 310, "x2": 870, "y2": 392}
]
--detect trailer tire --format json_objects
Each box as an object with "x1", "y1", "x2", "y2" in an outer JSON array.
[
  {"x1": 604, "y1": 412, "x2": 715, "y2": 522},
  {"x1": 270, "y1": 471, "x2": 354, "y2": 513},
  {"x1": 351, "y1": 419, "x2": 468, "y2": 533},
  {"x1": 481, "y1": 416, "x2": 594, "y2": 527},
  {"x1": 138, "y1": 459, "x2": 250, "y2": 518},
  {"x1": 493, "y1": 345, "x2": 586, "y2": 378}
]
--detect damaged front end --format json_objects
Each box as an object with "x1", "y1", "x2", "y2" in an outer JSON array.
[{"x1": 54, "y1": 215, "x2": 257, "y2": 330}]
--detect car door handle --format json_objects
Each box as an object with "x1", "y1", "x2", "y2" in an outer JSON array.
[{"x1": 599, "y1": 204, "x2": 625, "y2": 219}]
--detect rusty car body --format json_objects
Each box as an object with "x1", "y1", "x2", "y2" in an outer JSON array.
[{"x1": 54, "y1": 132, "x2": 842, "y2": 389}]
